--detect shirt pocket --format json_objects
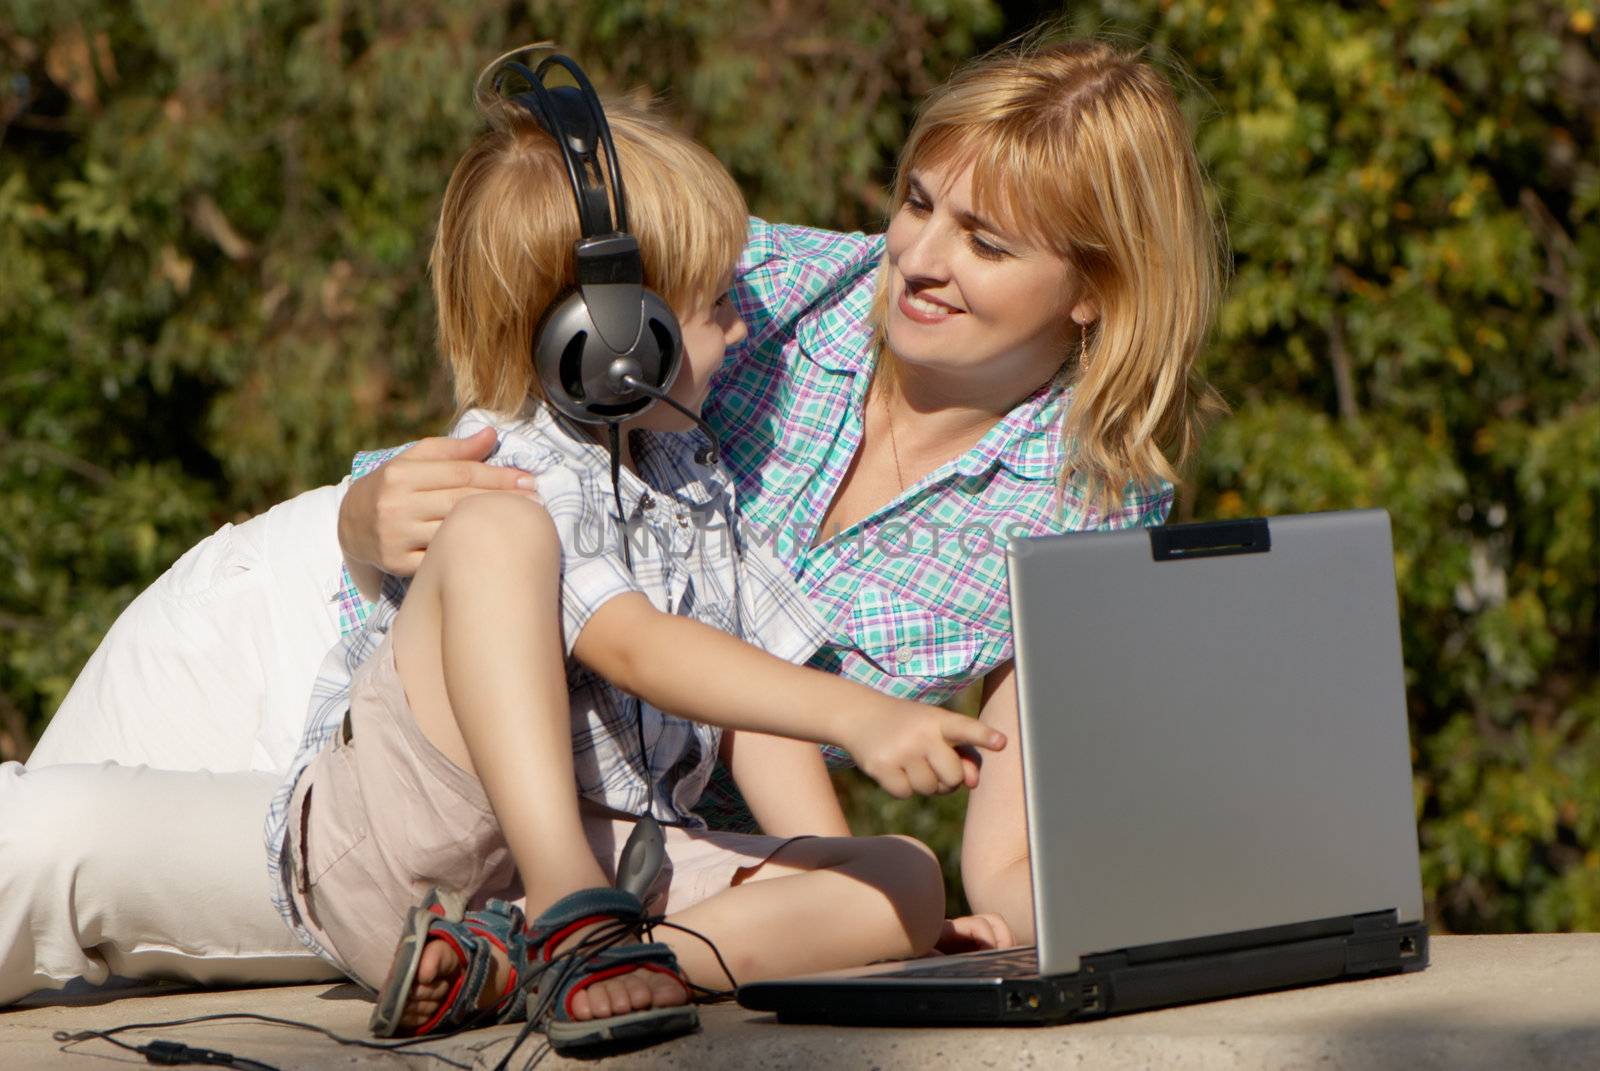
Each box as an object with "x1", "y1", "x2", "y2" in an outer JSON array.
[
  {"x1": 841, "y1": 584, "x2": 988, "y2": 688},
  {"x1": 686, "y1": 590, "x2": 741, "y2": 638}
]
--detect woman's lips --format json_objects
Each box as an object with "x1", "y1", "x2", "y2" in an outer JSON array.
[{"x1": 897, "y1": 286, "x2": 962, "y2": 325}]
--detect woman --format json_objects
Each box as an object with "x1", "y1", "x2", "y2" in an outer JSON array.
[{"x1": 0, "y1": 36, "x2": 1222, "y2": 1003}]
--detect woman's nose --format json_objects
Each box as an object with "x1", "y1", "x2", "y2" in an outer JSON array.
[{"x1": 895, "y1": 221, "x2": 952, "y2": 282}]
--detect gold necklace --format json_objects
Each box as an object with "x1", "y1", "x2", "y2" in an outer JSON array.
[{"x1": 881, "y1": 392, "x2": 907, "y2": 492}]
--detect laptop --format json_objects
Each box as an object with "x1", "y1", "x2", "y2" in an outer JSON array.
[{"x1": 738, "y1": 511, "x2": 1429, "y2": 1025}]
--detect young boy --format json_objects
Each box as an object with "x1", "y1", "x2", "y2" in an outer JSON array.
[{"x1": 264, "y1": 81, "x2": 1004, "y2": 1049}]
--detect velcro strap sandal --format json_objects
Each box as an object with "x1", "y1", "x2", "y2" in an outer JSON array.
[
  {"x1": 521, "y1": 887, "x2": 698, "y2": 1054},
  {"x1": 370, "y1": 887, "x2": 533, "y2": 1038}
]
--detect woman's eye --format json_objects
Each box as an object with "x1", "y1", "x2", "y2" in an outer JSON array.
[
  {"x1": 968, "y1": 233, "x2": 1010, "y2": 260},
  {"x1": 903, "y1": 196, "x2": 931, "y2": 216}
]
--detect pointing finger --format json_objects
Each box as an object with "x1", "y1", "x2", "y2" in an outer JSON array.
[{"x1": 941, "y1": 715, "x2": 1005, "y2": 752}]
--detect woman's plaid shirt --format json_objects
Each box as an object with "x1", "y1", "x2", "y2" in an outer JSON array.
[{"x1": 706, "y1": 219, "x2": 1172, "y2": 707}]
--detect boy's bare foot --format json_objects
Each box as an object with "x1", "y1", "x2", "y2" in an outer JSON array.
[{"x1": 397, "y1": 923, "x2": 688, "y2": 1030}]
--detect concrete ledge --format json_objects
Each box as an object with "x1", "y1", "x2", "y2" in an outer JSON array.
[{"x1": 5, "y1": 935, "x2": 1597, "y2": 1069}]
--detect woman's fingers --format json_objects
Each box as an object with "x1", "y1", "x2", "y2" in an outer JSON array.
[
  {"x1": 440, "y1": 483, "x2": 541, "y2": 517},
  {"x1": 935, "y1": 913, "x2": 1015, "y2": 954},
  {"x1": 398, "y1": 426, "x2": 498, "y2": 463},
  {"x1": 391, "y1": 456, "x2": 528, "y2": 496},
  {"x1": 344, "y1": 432, "x2": 538, "y2": 574}
]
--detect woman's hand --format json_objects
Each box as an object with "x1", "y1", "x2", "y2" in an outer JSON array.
[
  {"x1": 337, "y1": 427, "x2": 538, "y2": 577},
  {"x1": 935, "y1": 913, "x2": 1016, "y2": 955},
  {"x1": 844, "y1": 700, "x2": 1006, "y2": 799}
]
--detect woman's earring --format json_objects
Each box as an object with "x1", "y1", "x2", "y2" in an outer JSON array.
[{"x1": 1078, "y1": 324, "x2": 1089, "y2": 369}]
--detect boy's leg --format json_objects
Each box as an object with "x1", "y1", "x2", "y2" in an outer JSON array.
[
  {"x1": 3, "y1": 484, "x2": 347, "y2": 1005},
  {"x1": 385, "y1": 492, "x2": 686, "y2": 1026},
  {"x1": 659, "y1": 834, "x2": 946, "y2": 992}
]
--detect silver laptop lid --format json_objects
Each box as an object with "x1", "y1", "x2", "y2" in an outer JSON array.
[{"x1": 1007, "y1": 510, "x2": 1424, "y2": 976}]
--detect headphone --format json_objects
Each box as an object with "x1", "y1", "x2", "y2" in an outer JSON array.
[
  {"x1": 491, "y1": 53, "x2": 748, "y2": 901},
  {"x1": 492, "y1": 53, "x2": 684, "y2": 428}
]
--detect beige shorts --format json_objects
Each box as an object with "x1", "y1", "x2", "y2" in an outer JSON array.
[{"x1": 287, "y1": 635, "x2": 797, "y2": 988}]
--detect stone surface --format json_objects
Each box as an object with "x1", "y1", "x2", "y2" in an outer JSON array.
[{"x1": 3, "y1": 935, "x2": 1597, "y2": 1070}]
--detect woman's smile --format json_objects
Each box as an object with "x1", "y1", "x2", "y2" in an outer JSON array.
[{"x1": 897, "y1": 286, "x2": 964, "y2": 325}]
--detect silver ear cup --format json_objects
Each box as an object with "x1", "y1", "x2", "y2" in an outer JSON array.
[
  {"x1": 533, "y1": 286, "x2": 683, "y2": 424},
  {"x1": 639, "y1": 287, "x2": 683, "y2": 390}
]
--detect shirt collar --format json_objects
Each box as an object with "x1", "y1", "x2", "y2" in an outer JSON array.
[
  {"x1": 794, "y1": 265, "x2": 878, "y2": 375},
  {"x1": 953, "y1": 381, "x2": 1067, "y2": 482}
]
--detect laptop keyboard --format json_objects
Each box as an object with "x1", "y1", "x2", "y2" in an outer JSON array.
[{"x1": 884, "y1": 947, "x2": 1040, "y2": 978}]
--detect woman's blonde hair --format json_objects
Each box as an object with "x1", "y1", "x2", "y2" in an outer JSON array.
[
  {"x1": 883, "y1": 37, "x2": 1227, "y2": 515},
  {"x1": 433, "y1": 56, "x2": 746, "y2": 415}
]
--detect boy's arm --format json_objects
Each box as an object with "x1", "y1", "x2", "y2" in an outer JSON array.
[
  {"x1": 572, "y1": 593, "x2": 1004, "y2": 798},
  {"x1": 722, "y1": 730, "x2": 850, "y2": 838}
]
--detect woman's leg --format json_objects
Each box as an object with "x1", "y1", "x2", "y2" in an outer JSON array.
[
  {"x1": 662, "y1": 835, "x2": 946, "y2": 991},
  {"x1": 5, "y1": 483, "x2": 349, "y2": 1005},
  {"x1": 386, "y1": 492, "x2": 685, "y2": 1027},
  {"x1": 0, "y1": 763, "x2": 341, "y2": 1005}
]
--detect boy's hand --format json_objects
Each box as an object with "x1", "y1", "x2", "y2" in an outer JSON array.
[{"x1": 845, "y1": 701, "x2": 1005, "y2": 798}]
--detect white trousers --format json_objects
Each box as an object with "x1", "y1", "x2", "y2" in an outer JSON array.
[{"x1": 1, "y1": 483, "x2": 354, "y2": 1004}]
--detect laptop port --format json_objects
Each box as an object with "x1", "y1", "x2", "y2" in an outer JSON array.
[
  {"x1": 1006, "y1": 991, "x2": 1043, "y2": 1012},
  {"x1": 1081, "y1": 983, "x2": 1102, "y2": 1012},
  {"x1": 1400, "y1": 936, "x2": 1418, "y2": 957}
]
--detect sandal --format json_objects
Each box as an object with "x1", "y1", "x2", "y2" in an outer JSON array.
[
  {"x1": 521, "y1": 887, "x2": 698, "y2": 1054},
  {"x1": 369, "y1": 888, "x2": 531, "y2": 1037}
]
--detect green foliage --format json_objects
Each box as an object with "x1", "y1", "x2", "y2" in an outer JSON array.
[{"x1": 2, "y1": 1, "x2": 1594, "y2": 932}]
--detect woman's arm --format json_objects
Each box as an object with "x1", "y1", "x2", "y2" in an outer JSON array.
[
  {"x1": 723, "y1": 730, "x2": 851, "y2": 838},
  {"x1": 573, "y1": 592, "x2": 1004, "y2": 799},
  {"x1": 959, "y1": 661, "x2": 1035, "y2": 943}
]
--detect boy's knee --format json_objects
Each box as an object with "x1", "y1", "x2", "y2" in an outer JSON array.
[
  {"x1": 435, "y1": 492, "x2": 558, "y2": 562},
  {"x1": 864, "y1": 835, "x2": 946, "y2": 949}
]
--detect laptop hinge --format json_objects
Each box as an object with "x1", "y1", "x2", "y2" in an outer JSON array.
[{"x1": 1088, "y1": 909, "x2": 1400, "y2": 968}]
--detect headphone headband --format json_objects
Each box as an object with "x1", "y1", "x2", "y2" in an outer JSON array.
[
  {"x1": 495, "y1": 56, "x2": 629, "y2": 240},
  {"x1": 490, "y1": 52, "x2": 682, "y2": 427}
]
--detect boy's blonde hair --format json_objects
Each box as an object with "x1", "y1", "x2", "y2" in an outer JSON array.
[
  {"x1": 881, "y1": 37, "x2": 1227, "y2": 514},
  {"x1": 433, "y1": 69, "x2": 746, "y2": 415}
]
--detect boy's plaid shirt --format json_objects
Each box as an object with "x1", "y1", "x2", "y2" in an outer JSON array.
[{"x1": 265, "y1": 405, "x2": 832, "y2": 953}]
